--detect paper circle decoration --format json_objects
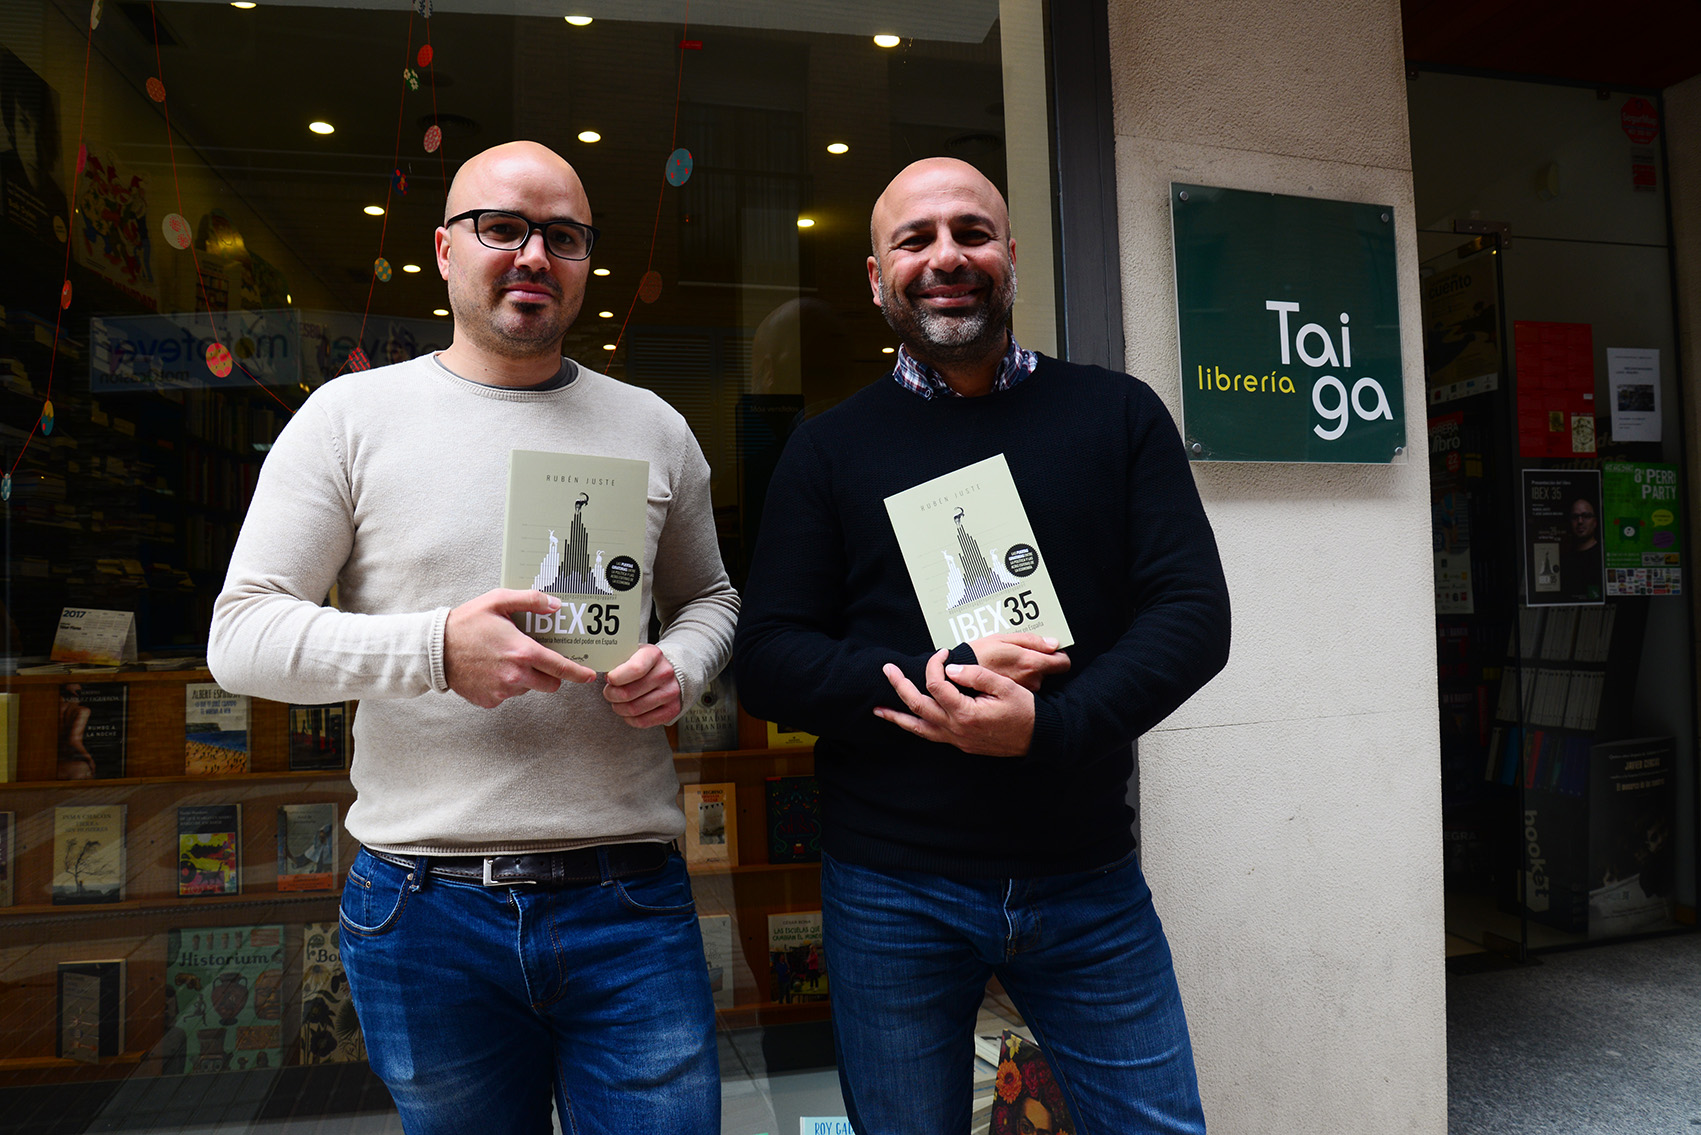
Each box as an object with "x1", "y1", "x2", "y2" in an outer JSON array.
[
  {"x1": 89, "y1": 0, "x2": 102, "y2": 30},
  {"x1": 424, "y1": 125, "x2": 442, "y2": 153},
  {"x1": 347, "y1": 345, "x2": 371, "y2": 372},
  {"x1": 206, "y1": 342, "x2": 234, "y2": 378},
  {"x1": 60, "y1": 281, "x2": 72, "y2": 308},
  {"x1": 76, "y1": 144, "x2": 87, "y2": 174},
  {"x1": 374, "y1": 257, "x2": 393, "y2": 282},
  {"x1": 418, "y1": 44, "x2": 433, "y2": 67},
  {"x1": 146, "y1": 77, "x2": 166, "y2": 103},
  {"x1": 413, "y1": 0, "x2": 432, "y2": 16},
  {"x1": 665, "y1": 148, "x2": 693, "y2": 187},
  {"x1": 638, "y1": 271, "x2": 663, "y2": 304},
  {"x1": 1, "y1": 474, "x2": 10, "y2": 502},
  {"x1": 42, "y1": 400, "x2": 55, "y2": 435},
  {"x1": 162, "y1": 213, "x2": 192, "y2": 249},
  {"x1": 402, "y1": 68, "x2": 420, "y2": 91}
]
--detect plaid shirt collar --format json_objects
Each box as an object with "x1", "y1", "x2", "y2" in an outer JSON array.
[{"x1": 891, "y1": 336, "x2": 1038, "y2": 400}]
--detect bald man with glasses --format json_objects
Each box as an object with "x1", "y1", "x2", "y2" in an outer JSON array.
[{"x1": 210, "y1": 141, "x2": 737, "y2": 1134}]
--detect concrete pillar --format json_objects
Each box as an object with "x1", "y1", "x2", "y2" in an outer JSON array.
[{"x1": 1106, "y1": 1, "x2": 1447, "y2": 1131}]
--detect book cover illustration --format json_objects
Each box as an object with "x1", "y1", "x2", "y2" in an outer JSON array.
[
  {"x1": 57, "y1": 682, "x2": 127, "y2": 779},
  {"x1": 884, "y1": 454, "x2": 1074, "y2": 650},
  {"x1": 177, "y1": 804, "x2": 241, "y2": 896},
  {"x1": 277, "y1": 803, "x2": 338, "y2": 892},
  {"x1": 989, "y1": 1031, "x2": 1074, "y2": 1135},
  {"x1": 57, "y1": 960, "x2": 125, "y2": 1062},
  {"x1": 765, "y1": 775, "x2": 822, "y2": 864},
  {"x1": 699, "y1": 913, "x2": 735, "y2": 1009},
  {"x1": 186, "y1": 684, "x2": 250, "y2": 774},
  {"x1": 0, "y1": 811, "x2": 12, "y2": 906},
  {"x1": 164, "y1": 924, "x2": 285, "y2": 1074},
  {"x1": 767, "y1": 911, "x2": 827, "y2": 1003},
  {"x1": 288, "y1": 702, "x2": 348, "y2": 771},
  {"x1": 500, "y1": 449, "x2": 650, "y2": 673},
  {"x1": 676, "y1": 672, "x2": 738, "y2": 752},
  {"x1": 682, "y1": 783, "x2": 738, "y2": 867},
  {"x1": 51, "y1": 804, "x2": 126, "y2": 904},
  {"x1": 301, "y1": 922, "x2": 366, "y2": 1064}
]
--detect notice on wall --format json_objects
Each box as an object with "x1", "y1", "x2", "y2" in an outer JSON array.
[
  {"x1": 1522, "y1": 470, "x2": 1604, "y2": 607},
  {"x1": 1603, "y1": 462, "x2": 1682, "y2": 596},
  {"x1": 1605, "y1": 348, "x2": 1661, "y2": 443},
  {"x1": 1514, "y1": 321, "x2": 1595, "y2": 458},
  {"x1": 1421, "y1": 253, "x2": 1501, "y2": 405}
]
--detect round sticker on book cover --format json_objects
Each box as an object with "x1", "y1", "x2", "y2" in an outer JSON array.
[
  {"x1": 374, "y1": 257, "x2": 393, "y2": 282},
  {"x1": 423, "y1": 124, "x2": 442, "y2": 153},
  {"x1": 60, "y1": 280, "x2": 72, "y2": 308},
  {"x1": 604, "y1": 555, "x2": 641, "y2": 591},
  {"x1": 418, "y1": 44, "x2": 433, "y2": 67},
  {"x1": 206, "y1": 341, "x2": 233, "y2": 378},
  {"x1": 665, "y1": 148, "x2": 693, "y2": 187},
  {"x1": 146, "y1": 77, "x2": 166, "y2": 103},
  {"x1": 1004, "y1": 544, "x2": 1039, "y2": 577},
  {"x1": 638, "y1": 270, "x2": 663, "y2": 304},
  {"x1": 162, "y1": 212, "x2": 192, "y2": 249}
]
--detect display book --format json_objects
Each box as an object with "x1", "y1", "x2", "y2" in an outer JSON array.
[
  {"x1": 277, "y1": 803, "x2": 338, "y2": 891},
  {"x1": 185, "y1": 683, "x2": 250, "y2": 774},
  {"x1": 57, "y1": 960, "x2": 126, "y2": 1062},
  {"x1": 52, "y1": 804, "x2": 126, "y2": 904},
  {"x1": 56, "y1": 681, "x2": 127, "y2": 779},
  {"x1": 767, "y1": 910, "x2": 827, "y2": 1004},
  {"x1": 177, "y1": 804, "x2": 241, "y2": 896},
  {"x1": 765, "y1": 774, "x2": 822, "y2": 864},
  {"x1": 300, "y1": 922, "x2": 366, "y2": 1064},
  {"x1": 682, "y1": 783, "x2": 737, "y2": 866},
  {"x1": 287, "y1": 702, "x2": 348, "y2": 771},
  {"x1": 164, "y1": 924, "x2": 286, "y2": 1074}
]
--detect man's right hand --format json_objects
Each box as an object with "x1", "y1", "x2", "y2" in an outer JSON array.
[
  {"x1": 444, "y1": 589, "x2": 597, "y2": 708},
  {"x1": 966, "y1": 632, "x2": 1071, "y2": 691}
]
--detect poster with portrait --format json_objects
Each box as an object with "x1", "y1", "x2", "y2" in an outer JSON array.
[
  {"x1": 0, "y1": 48, "x2": 69, "y2": 245},
  {"x1": 75, "y1": 146, "x2": 159, "y2": 309},
  {"x1": 1522, "y1": 469, "x2": 1604, "y2": 607}
]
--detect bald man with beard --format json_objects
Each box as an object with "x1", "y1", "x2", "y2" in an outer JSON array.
[
  {"x1": 210, "y1": 141, "x2": 737, "y2": 1133},
  {"x1": 736, "y1": 158, "x2": 1230, "y2": 1133}
]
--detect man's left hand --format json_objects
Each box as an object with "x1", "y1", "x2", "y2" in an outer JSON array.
[
  {"x1": 874, "y1": 650, "x2": 1034, "y2": 757},
  {"x1": 604, "y1": 644, "x2": 682, "y2": 729}
]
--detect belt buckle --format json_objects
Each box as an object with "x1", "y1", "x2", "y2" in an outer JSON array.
[{"x1": 481, "y1": 856, "x2": 537, "y2": 887}]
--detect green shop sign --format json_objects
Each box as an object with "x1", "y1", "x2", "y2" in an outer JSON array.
[{"x1": 1171, "y1": 183, "x2": 1405, "y2": 463}]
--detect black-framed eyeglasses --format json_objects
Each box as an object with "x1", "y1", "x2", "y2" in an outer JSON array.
[{"x1": 445, "y1": 209, "x2": 600, "y2": 261}]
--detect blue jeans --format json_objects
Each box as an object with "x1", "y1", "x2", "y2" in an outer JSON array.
[
  {"x1": 821, "y1": 850, "x2": 1206, "y2": 1135},
  {"x1": 339, "y1": 847, "x2": 718, "y2": 1135}
]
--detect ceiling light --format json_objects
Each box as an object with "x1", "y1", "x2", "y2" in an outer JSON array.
[
  {"x1": 598, "y1": 311, "x2": 613, "y2": 318},
  {"x1": 308, "y1": 121, "x2": 334, "y2": 135},
  {"x1": 827, "y1": 142, "x2": 849, "y2": 155},
  {"x1": 230, "y1": 1, "x2": 257, "y2": 8},
  {"x1": 363, "y1": 205, "x2": 385, "y2": 216},
  {"x1": 593, "y1": 268, "x2": 610, "y2": 276},
  {"x1": 286, "y1": 293, "x2": 293, "y2": 303},
  {"x1": 796, "y1": 217, "x2": 815, "y2": 229},
  {"x1": 602, "y1": 344, "x2": 617, "y2": 352},
  {"x1": 402, "y1": 263, "x2": 422, "y2": 273},
  {"x1": 882, "y1": 346, "x2": 896, "y2": 354},
  {"x1": 873, "y1": 34, "x2": 901, "y2": 48},
  {"x1": 564, "y1": 15, "x2": 592, "y2": 25},
  {"x1": 578, "y1": 130, "x2": 601, "y2": 143},
  {"x1": 432, "y1": 308, "x2": 449, "y2": 317}
]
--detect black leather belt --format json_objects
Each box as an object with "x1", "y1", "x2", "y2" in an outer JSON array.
[{"x1": 368, "y1": 842, "x2": 672, "y2": 888}]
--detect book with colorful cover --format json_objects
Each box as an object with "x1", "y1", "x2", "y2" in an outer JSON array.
[
  {"x1": 51, "y1": 804, "x2": 126, "y2": 904},
  {"x1": 765, "y1": 775, "x2": 822, "y2": 864},
  {"x1": 883, "y1": 453, "x2": 1074, "y2": 650},
  {"x1": 0, "y1": 812, "x2": 13, "y2": 906},
  {"x1": 989, "y1": 1031, "x2": 1074, "y2": 1135},
  {"x1": 301, "y1": 922, "x2": 366, "y2": 1064},
  {"x1": 682, "y1": 783, "x2": 737, "y2": 867},
  {"x1": 186, "y1": 684, "x2": 250, "y2": 774},
  {"x1": 57, "y1": 682, "x2": 127, "y2": 779},
  {"x1": 287, "y1": 703, "x2": 348, "y2": 771},
  {"x1": 699, "y1": 913, "x2": 735, "y2": 1009},
  {"x1": 164, "y1": 924, "x2": 285, "y2": 1074},
  {"x1": 277, "y1": 803, "x2": 338, "y2": 892},
  {"x1": 767, "y1": 910, "x2": 827, "y2": 1003},
  {"x1": 177, "y1": 804, "x2": 241, "y2": 896},
  {"x1": 499, "y1": 449, "x2": 650, "y2": 672},
  {"x1": 57, "y1": 960, "x2": 126, "y2": 1062}
]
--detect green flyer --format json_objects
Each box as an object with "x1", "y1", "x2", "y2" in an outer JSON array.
[{"x1": 1602, "y1": 461, "x2": 1683, "y2": 596}]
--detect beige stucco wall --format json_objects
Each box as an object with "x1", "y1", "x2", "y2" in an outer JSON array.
[{"x1": 1105, "y1": 1, "x2": 1448, "y2": 1131}]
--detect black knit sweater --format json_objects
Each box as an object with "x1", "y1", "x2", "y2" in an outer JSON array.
[{"x1": 734, "y1": 354, "x2": 1231, "y2": 878}]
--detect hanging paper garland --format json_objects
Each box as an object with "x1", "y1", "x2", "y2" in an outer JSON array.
[
  {"x1": 402, "y1": 68, "x2": 420, "y2": 91},
  {"x1": 41, "y1": 400, "x2": 55, "y2": 435},
  {"x1": 347, "y1": 345, "x2": 371, "y2": 372},
  {"x1": 638, "y1": 271, "x2": 663, "y2": 304},
  {"x1": 89, "y1": 0, "x2": 102, "y2": 30},
  {"x1": 146, "y1": 77, "x2": 166, "y2": 102},
  {"x1": 161, "y1": 213, "x2": 192, "y2": 249},
  {"x1": 374, "y1": 257, "x2": 393, "y2": 282},
  {"x1": 60, "y1": 281, "x2": 72, "y2": 309},
  {"x1": 418, "y1": 44, "x2": 433, "y2": 67},
  {"x1": 392, "y1": 169, "x2": 409, "y2": 194},
  {"x1": 424, "y1": 124, "x2": 442, "y2": 153},
  {"x1": 206, "y1": 342, "x2": 234, "y2": 379},
  {"x1": 413, "y1": 0, "x2": 431, "y2": 18},
  {"x1": 76, "y1": 144, "x2": 87, "y2": 174},
  {"x1": 666, "y1": 148, "x2": 693, "y2": 187},
  {"x1": 1, "y1": 474, "x2": 10, "y2": 502}
]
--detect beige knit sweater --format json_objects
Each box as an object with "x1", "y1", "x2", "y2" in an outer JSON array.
[{"x1": 210, "y1": 355, "x2": 738, "y2": 854}]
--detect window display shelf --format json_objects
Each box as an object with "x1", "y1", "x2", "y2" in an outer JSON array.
[
  {"x1": 0, "y1": 771, "x2": 350, "y2": 793},
  {"x1": 0, "y1": 890, "x2": 339, "y2": 926}
]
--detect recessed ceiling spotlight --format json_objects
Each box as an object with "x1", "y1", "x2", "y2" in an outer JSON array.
[
  {"x1": 308, "y1": 120, "x2": 334, "y2": 135},
  {"x1": 433, "y1": 308, "x2": 449, "y2": 317},
  {"x1": 402, "y1": 263, "x2": 422, "y2": 273},
  {"x1": 363, "y1": 205, "x2": 385, "y2": 216},
  {"x1": 882, "y1": 346, "x2": 896, "y2": 354},
  {"x1": 286, "y1": 293, "x2": 293, "y2": 304},
  {"x1": 565, "y1": 15, "x2": 592, "y2": 25},
  {"x1": 827, "y1": 142, "x2": 849, "y2": 155},
  {"x1": 593, "y1": 268, "x2": 610, "y2": 276},
  {"x1": 577, "y1": 130, "x2": 601, "y2": 143},
  {"x1": 598, "y1": 311, "x2": 613, "y2": 318},
  {"x1": 873, "y1": 34, "x2": 901, "y2": 48},
  {"x1": 230, "y1": 2, "x2": 257, "y2": 8},
  {"x1": 602, "y1": 343, "x2": 617, "y2": 352},
  {"x1": 796, "y1": 217, "x2": 816, "y2": 229}
]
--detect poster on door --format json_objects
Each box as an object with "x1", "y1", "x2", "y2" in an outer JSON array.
[
  {"x1": 1603, "y1": 462, "x2": 1682, "y2": 596},
  {"x1": 1522, "y1": 469, "x2": 1604, "y2": 607}
]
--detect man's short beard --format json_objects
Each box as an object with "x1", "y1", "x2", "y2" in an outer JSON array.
[{"x1": 878, "y1": 264, "x2": 1016, "y2": 367}]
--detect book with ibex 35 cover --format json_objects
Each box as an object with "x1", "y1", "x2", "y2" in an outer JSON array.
[
  {"x1": 500, "y1": 450, "x2": 650, "y2": 673},
  {"x1": 883, "y1": 454, "x2": 1073, "y2": 651}
]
